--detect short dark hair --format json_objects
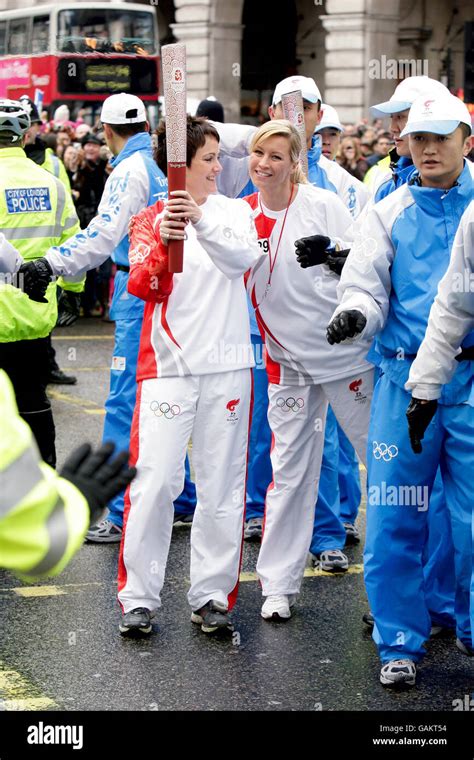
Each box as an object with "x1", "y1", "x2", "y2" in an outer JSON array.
[
  {"x1": 154, "y1": 115, "x2": 220, "y2": 175},
  {"x1": 107, "y1": 121, "x2": 147, "y2": 138},
  {"x1": 42, "y1": 132, "x2": 57, "y2": 151},
  {"x1": 460, "y1": 123, "x2": 472, "y2": 141}
]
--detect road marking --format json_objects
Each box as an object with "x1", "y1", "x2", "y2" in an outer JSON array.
[
  {"x1": 239, "y1": 564, "x2": 363, "y2": 582},
  {"x1": 52, "y1": 335, "x2": 114, "y2": 340},
  {"x1": 48, "y1": 389, "x2": 104, "y2": 415},
  {"x1": 0, "y1": 665, "x2": 57, "y2": 711},
  {"x1": 2, "y1": 582, "x2": 104, "y2": 597},
  {"x1": 12, "y1": 586, "x2": 68, "y2": 598},
  {"x1": 1, "y1": 562, "x2": 365, "y2": 599},
  {"x1": 57, "y1": 366, "x2": 110, "y2": 372}
]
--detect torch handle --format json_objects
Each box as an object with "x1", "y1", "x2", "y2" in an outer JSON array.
[{"x1": 167, "y1": 163, "x2": 187, "y2": 273}]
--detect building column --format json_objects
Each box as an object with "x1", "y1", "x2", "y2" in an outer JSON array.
[
  {"x1": 321, "y1": 0, "x2": 400, "y2": 123},
  {"x1": 171, "y1": 0, "x2": 244, "y2": 122}
]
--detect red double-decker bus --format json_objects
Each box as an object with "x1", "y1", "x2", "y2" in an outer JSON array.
[{"x1": 0, "y1": 2, "x2": 160, "y2": 122}]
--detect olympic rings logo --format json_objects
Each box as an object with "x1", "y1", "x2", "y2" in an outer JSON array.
[
  {"x1": 372, "y1": 441, "x2": 399, "y2": 461},
  {"x1": 150, "y1": 400, "x2": 181, "y2": 419},
  {"x1": 276, "y1": 397, "x2": 304, "y2": 413}
]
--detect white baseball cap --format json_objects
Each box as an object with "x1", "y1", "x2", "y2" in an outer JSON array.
[
  {"x1": 370, "y1": 76, "x2": 450, "y2": 117},
  {"x1": 315, "y1": 104, "x2": 343, "y2": 132},
  {"x1": 400, "y1": 94, "x2": 473, "y2": 137},
  {"x1": 100, "y1": 93, "x2": 147, "y2": 124},
  {"x1": 272, "y1": 75, "x2": 322, "y2": 106}
]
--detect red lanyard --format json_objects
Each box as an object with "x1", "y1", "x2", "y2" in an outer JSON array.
[{"x1": 259, "y1": 184, "x2": 294, "y2": 291}]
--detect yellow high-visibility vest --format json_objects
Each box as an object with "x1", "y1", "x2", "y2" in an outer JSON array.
[
  {"x1": 0, "y1": 146, "x2": 81, "y2": 342},
  {"x1": 0, "y1": 370, "x2": 89, "y2": 579}
]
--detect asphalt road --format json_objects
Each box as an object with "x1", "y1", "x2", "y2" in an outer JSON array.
[{"x1": 0, "y1": 319, "x2": 472, "y2": 713}]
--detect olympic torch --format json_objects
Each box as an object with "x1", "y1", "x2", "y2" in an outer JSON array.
[
  {"x1": 161, "y1": 42, "x2": 187, "y2": 273},
  {"x1": 281, "y1": 90, "x2": 308, "y2": 177}
]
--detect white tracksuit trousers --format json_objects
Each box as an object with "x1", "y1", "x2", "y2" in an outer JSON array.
[
  {"x1": 118, "y1": 369, "x2": 252, "y2": 613},
  {"x1": 256, "y1": 369, "x2": 373, "y2": 597}
]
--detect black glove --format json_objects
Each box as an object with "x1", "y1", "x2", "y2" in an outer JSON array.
[
  {"x1": 325, "y1": 248, "x2": 350, "y2": 276},
  {"x1": 60, "y1": 442, "x2": 136, "y2": 526},
  {"x1": 326, "y1": 310, "x2": 367, "y2": 344},
  {"x1": 294, "y1": 235, "x2": 332, "y2": 268},
  {"x1": 57, "y1": 290, "x2": 82, "y2": 327},
  {"x1": 406, "y1": 398, "x2": 438, "y2": 454},
  {"x1": 17, "y1": 258, "x2": 53, "y2": 303}
]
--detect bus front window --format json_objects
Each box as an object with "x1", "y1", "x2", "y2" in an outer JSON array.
[{"x1": 57, "y1": 9, "x2": 155, "y2": 55}]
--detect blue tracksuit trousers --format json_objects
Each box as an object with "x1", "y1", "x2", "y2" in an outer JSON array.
[{"x1": 365, "y1": 374, "x2": 472, "y2": 663}]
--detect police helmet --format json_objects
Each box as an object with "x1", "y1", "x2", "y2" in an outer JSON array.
[{"x1": 0, "y1": 99, "x2": 31, "y2": 143}]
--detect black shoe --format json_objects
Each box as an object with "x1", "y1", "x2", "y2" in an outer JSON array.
[
  {"x1": 47, "y1": 369, "x2": 77, "y2": 385},
  {"x1": 363, "y1": 610, "x2": 374, "y2": 629},
  {"x1": 191, "y1": 600, "x2": 233, "y2": 634},
  {"x1": 119, "y1": 607, "x2": 154, "y2": 636}
]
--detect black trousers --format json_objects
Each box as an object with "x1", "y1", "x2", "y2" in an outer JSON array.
[{"x1": 0, "y1": 337, "x2": 56, "y2": 467}]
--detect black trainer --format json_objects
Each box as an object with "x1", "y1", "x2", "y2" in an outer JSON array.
[
  {"x1": 191, "y1": 600, "x2": 233, "y2": 634},
  {"x1": 119, "y1": 607, "x2": 154, "y2": 636},
  {"x1": 363, "y1": 610, "x2": 374, "y2": 629}
]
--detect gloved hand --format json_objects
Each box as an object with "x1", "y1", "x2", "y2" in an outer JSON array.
[
  {"x1": 326, "y1": 310, "x2": 367, "y2": 344},
  {"x1": 294, "y1": 235, "x2": 332, "y2": 268},
  {"x1": 57, "y1": 290, "x2": 82, "y2": 327},
  {"x1": 406, "y1": 398, "x2": 438, "y2": 454},
  {"x1": 60, "y1": 442, "x2": 136, "y2": 526},
  {"x1": 18, "y1": 258, "x2": 53, "y2": 303},
  {"x1": 325, "y1": 248, "x2": 350, "y2": 276}
]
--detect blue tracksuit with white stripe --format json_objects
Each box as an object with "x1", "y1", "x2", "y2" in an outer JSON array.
[
  {"x1": 335, "y1": 160, "x2": 474, "y2": 661},
  {"x1": 374, "y1": 152, "x2": 456, "y2": 631}
]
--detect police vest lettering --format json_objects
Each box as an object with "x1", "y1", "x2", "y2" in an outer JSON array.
[{"x1": 5, "y1": 187, "x2": 52, "y2": 214}]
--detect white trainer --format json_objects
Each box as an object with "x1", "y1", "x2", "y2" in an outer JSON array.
[
  {"x1": 380, "y1": 659, "x2": 416, "y2": 688},
  {"x1": 261, "y1": 594, "x2": 296, "y2": 621},
  {"x1": 312, "y1": 549, "x2": 349, "y2": 573}
]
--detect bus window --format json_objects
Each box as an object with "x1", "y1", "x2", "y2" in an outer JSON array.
[
  {"x1": 8, "y1": 18, "x2": 30, "y2": 56},
  {"x1": 57, "y1": 8, "x2": 155, "y2": 55},
  {"x1": 0, "y1": 21, "x2": 6, "y2": 55},
  {"x1": 32, "y1": 16, "x2": 50, "y2": 54}
]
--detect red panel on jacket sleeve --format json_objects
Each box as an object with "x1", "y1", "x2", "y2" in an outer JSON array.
[{"x1": 127, "y1": 200, "x2": 174, "y2": 302}]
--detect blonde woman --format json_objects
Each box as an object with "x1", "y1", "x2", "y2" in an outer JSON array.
[{"x1": 243, "y1": 120, "x2": 374, "y2": 619}]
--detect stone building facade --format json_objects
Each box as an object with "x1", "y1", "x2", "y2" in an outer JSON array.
[{"x1": 1, "y1": 0, "x2": 472, "y2": 123}]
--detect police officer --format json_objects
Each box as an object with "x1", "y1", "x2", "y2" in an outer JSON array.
[
  {"x1": 0, "y1": 237, "x2": 136, "y2": 578},
  {"x1": 0, "y1": 99, "x2": 81, "y2": 468},
  {"x1": 20, "y1": 94, "x2": 79, "y2": 385}
]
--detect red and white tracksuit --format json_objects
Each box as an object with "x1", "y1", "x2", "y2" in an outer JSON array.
[
  {"x1": 245, "y1": 183, "x2": 374, "y2": 596},
  {"x1": 118, "y1": 194, "x2": 263, "y2": 613}
]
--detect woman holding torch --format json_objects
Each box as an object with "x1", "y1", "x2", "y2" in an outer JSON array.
[{"x1": 117, "y1": 116, "x2": 263, "y2": 637}]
